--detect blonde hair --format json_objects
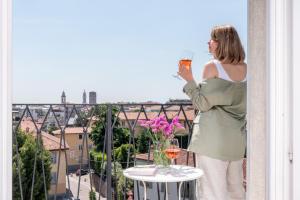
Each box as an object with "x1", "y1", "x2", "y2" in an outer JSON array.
[{"x1": 211, "y1": 25, "x2": 245, "y2": 64}]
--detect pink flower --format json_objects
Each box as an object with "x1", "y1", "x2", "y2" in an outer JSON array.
[
  {"x1": 138, "y1": 120, "x2": 150, "y2": 128},
  {"x1": 138, "y1": 115, "x2": 184, "y2": 137},
  {"x1": 163, "y1": 125, "x2": 173, "y2": 136},
  {"x1": 171, "y1": 116, "x2": 184, "y2": 129}
]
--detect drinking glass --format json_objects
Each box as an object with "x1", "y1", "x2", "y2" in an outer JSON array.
[
  {"x1": 165, "y1": 138, "x2": 180, "y2": 165},
  {"x1": 173, "y1": 50, "x2": 194, "y2": 80}
]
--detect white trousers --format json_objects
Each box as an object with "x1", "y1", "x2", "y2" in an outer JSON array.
[{"x1": 196, "y1": 154, "x2": 245, "y2": 200}]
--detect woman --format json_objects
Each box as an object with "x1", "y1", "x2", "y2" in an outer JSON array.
[{"x1": 178, "y1": 25, "x2": 247, "y2": 200}]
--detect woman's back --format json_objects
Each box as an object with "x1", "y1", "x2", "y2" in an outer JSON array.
[
  {"x1": 213, "y1": 60, "x2": 247, "y2": 82},
  {"x1": 208, "y1": 59, "x2": 247, "y2": 116},
  {"x1": 203, "y1": 59, "x2": 247, "y2": 83},
  {"x1": 184, "y1": 78, "x2": 247, "y2": 160}
]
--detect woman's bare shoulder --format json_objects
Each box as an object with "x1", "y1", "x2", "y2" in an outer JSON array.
[{"x1": 202, "y1": 60, "x2": 218, "y2": 80}]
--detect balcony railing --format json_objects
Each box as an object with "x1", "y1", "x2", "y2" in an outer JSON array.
[{"x1": 12, "y1": 103, "x2": 197, "y2": 200}]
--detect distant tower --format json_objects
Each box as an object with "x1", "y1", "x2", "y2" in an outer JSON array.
[
  {"x1": 83, "y1": 90, "x2": 87, "y2": 104},
  {"x1": 61, "y1": 91, "x2": 66, "y2": 104},
  {"x1": 89, "y1": 91, "x2": 97, "y2": 104}
]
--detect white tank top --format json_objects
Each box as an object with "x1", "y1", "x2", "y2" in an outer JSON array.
[{"x1": 212, "y1": 59, "x2": 247, "y2": 82}]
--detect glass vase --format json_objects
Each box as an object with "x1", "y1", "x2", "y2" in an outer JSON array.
[{"x1": 153, "y1": 141, "x2": 170, "y2": 167}]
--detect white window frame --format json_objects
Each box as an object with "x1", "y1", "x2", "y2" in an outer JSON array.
[
  {"x1": 0, "y1": 0, "x2": 12, "y2": 200},
  {"x1": 267, "y1": 0, "x2": 296, "y2": 199},
  {"x1": 292, "y1": 0, "x2": 300, "y2": 199}
]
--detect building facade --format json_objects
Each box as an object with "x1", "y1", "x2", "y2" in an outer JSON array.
[
  {"x1": 82, "y1": 90, "x2": 87, "y2": 104},
  {"x1": 20, "y1": 119, "x2": 69, "y2": 198},
  {"x1": 52, "y1": 127, "x2": 94, "y2": 171},
  {"x1": 89, "y1": 91, "x2": 97, "y2": 104}
]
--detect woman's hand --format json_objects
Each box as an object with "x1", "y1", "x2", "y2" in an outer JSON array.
[{"x1": 177, "y1": 63, "x2": 194, "y2": 82}]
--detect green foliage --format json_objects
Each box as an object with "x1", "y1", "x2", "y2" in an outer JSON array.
[
  {"x1": 89, "y1": 149, "x2": 107, "y2": 174},
  {"x1": 13, "y1": 129, "x2": 52, "y2": 200},
  {"x1": 88, "y1": 105, "x2": 134, "y2": 198},
  {"x1": 89, "y1": 190, "x2": 97, "y2": 200},
  {"x1": 136, "y1": 130, "x2": 150, "y2": 153},
  {"x1": 94, "y1": 161, "x2": 133, "y2": 200},
  {"x1": 113, "y1": 128, "x2": 130, "y2": 149},
  {"x1": 114, "y1": 144, "x2": 135, "y2": 168},
  {"x1": 90, "y1": 145, "x2": 134, "y2": 199},
  {"x1": 90, "y1": 105, "x2": 129, "y2": 151},
  {"x1": 111, "y1": 162, "x2": 133, "y2": 200}
]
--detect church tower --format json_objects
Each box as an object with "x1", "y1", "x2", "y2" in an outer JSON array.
[
  {"x1": 61, "y1": 91, "x2": 66, "y2": 104},
  {"x1": 83, "y1": 90, "x2": 87, "y2": 104}
]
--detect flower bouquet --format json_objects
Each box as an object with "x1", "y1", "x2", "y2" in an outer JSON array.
[{"x1": 138, "y1": 115, "x2": 184, "y2": 167}]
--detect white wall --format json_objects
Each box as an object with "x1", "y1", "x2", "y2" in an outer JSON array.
[
  {"x1": 267, "y1": 0, "x2": 295, "y2": 200},
  {"x1": 0, "y1": 0, "x2": 12, "y2": 199},
  {"x1": 247, "y1": 0, "x2": 267, "y2": 199},
  {"x1": 248, "y1": 0, "x2": 297, "y2": 199},
  {"x1": 267, "y1": 0, "x2": 294, "y2": 199},
  {"x1": 292, "y1": 0, "x2": 300, "y2": 199}
]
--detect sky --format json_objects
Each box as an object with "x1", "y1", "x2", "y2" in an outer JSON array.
[{"x1": 13, "y1": 0, "x2": 247, "y2": 104}]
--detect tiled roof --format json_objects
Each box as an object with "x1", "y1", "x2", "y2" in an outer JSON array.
[
  {"x1": 20, "y1": 117, "x2": 42, "y2": 132},
  {"x1": 52, "y1": 127, "x2": 92, "y2": 135},
  {"x1": 19, "y1": 119, "x2": 69, "y2": 151},
  {"x1": 41, "y1": 132, "x2": 69, "y2": 151}
]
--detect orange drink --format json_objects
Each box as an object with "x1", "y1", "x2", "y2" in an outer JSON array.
[
  {"x1": 179, "y1": 59, "x2": 192, "y2": 70},
  {"x1": 173, "y1": 50, "x2": 193, "y2": 80},
  {"x1": 165, "y1": 148, "x2": 181, "y2": 159},
  {"x1": 165, "y1": 138, "x2": 180, "y2": 165}
]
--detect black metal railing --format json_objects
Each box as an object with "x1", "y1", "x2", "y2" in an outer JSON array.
[{"x1": 12, "y1": 103, "x2": 197, "y2": 200}]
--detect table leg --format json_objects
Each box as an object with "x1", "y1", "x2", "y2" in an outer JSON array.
[
  {"x1": 141, "y1": 181, "x2": 147, "y2": 200},
  {"x1": 178, "y1": 182, "x2": 183, "y2": 200},
  {"x1": 165, "y1": 182, "x2": 168, "y2": 200}
]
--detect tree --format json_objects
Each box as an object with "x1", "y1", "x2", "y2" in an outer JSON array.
[
  {"x1": 90, "y1": 105, "x2": 130, "y2": 151},
  {"x1": 136, "y1": 130, "x2": 150, "y2": 153},
  {"x1": 89, "y1": 105, "x2": 134, "y2": 199},
  {"x1": 13, "y1": 129, "x2": 52, "y2": 200}
]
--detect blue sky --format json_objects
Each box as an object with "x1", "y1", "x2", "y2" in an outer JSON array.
[{"x1": 13, "y1": 0, "x2": 247, "y2": 103}]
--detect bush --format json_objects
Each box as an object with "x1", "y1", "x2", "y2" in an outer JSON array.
[
  {"x1": 89, "y1": 190, "x2": 96, "y2": 200},
  {"x1": 112, "y1": 162, "x2": 133, "y2": 200},
  {"x1": 90, "y1": 149, "x2": 107, "y2": 174},
  {"x1": 136, "y1": 130, "x2": 150, "y2": 153},
  {"x1": 113, "y1": 144, "x2": 135, "y2": 168}
]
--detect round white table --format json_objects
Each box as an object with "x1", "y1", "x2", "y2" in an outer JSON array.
[{"x1": 123, "y1": 165, "x2": 203, "y2": 200}]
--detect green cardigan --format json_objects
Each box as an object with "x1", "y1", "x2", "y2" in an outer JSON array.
[{"x1": 183, "y1": 78, "x2": 247, "y2": 161}]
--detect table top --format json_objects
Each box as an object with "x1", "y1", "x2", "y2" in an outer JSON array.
[{"x1": 123, "y1": 165, "x2": 203, "y2": 183}]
